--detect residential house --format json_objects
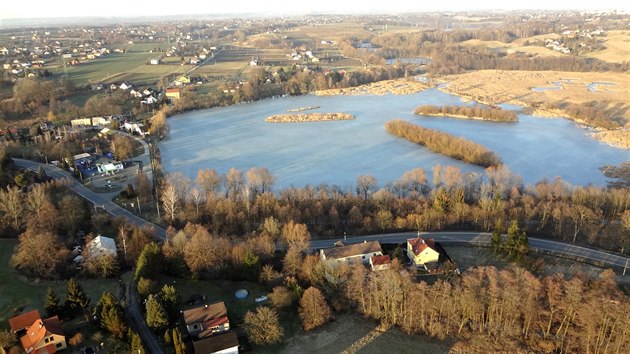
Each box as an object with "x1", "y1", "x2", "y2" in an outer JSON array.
[
  {"x1": 165, "y1": 88, "x2": 181, "y2": 99},
  {"x1": 8, "y1": 311, "x2": 66, "y2": 353},
  {"x1": 8, "y1": 310, "x2": 41, "y2": 336},
  {"x1": 369, "y1": 255, "x2": 391, "y2": 271},
  {"x1": 87, "y1": 235, "x2": 117, "y2": 258},
  {"x1": 183, "y1": 302, "x2": 230, "y2": 339},
  {"x1": 20, "y1": 316, "x2": 66, "y2": 353},
  {"x1": 150, "y1": 58, "x2": 160, "y2": 65},
  {"x1": 192, "y1": 331, "x2": 239, "y2": 354},
  {"x1": 320, "y1": 240, "x2": 383, "y2": 265},
  {"x1": 407, "y1": 237, "x2": 439, "y2": 267},
  {"x1": 119, "y1": 82, "x2": 132, "y2": 90}
]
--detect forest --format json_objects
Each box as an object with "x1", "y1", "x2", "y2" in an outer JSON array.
[
  {"x1": 414, "y1": 105, "x2": 518, "y2": 122},
  {"x1": 385, "y1": 119, "x2": 502, "y2": 168}
]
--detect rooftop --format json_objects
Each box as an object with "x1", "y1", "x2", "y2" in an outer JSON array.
[
  {"x1": 183, "y1": 302, "x2": 227, "y2": 326},
  {"x1": 370, "y1": 254, "x2": 391, "y2": 266},
  {"x1": 192, "y1": 331, "x2": 239, "y2": 354},
  {"x1": 407, "y1": 237, "x2": 436, "y2": 256},
  {"x1": 322, "y1": 241, "x2": 382, "y2": 260},
  {"x1": 8, "y1": 310, "x2": 40, "y2": 333}
]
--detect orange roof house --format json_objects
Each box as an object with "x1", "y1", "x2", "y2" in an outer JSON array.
[
  {"x1": 9, "y1": 310, "x2": 41, "y2": 334},
  {"x1": 165, "y1": 88, "x2": 181, "y2": 99},
  {"x1": 369, "y1": 254, "x2": 392, "y2": 271},
  {"x1": 17, "y1": 315, "x2": 66, "y2": 353},
  {"x1": 183, "y1": 302, "x2": 230, "y2": 339}
]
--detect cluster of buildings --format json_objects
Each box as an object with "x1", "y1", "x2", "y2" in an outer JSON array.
[
  {"x1": 319, "y1": 236, "x2": 447, "y2": 273},
  {"x1": 183, "y1": 301, "x2": 240, "y2": 354}
]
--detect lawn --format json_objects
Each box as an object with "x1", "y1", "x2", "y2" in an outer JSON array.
[
  {"x1": 161, "y1": 276, "x2": 269, "y2": 322},
  {"x1": 0, "y1": 239, "x2": 124, "y2": 327}
]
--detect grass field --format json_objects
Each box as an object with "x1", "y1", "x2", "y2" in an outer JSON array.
[
  {"x1": 0, "y1": 239, "x2": 123, "y2": 327},
  {"x1": 585, "y1": 30, "x2": 630, "y2": 64},
  {"x1": 442, "y1": 70, "x2": 630, "y2": 125}
]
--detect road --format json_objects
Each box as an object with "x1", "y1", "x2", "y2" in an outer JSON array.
[
  {"x1": 309, "y1": 231, "x2": 630, "y2": 271},
  {"x1": 125, "y1": 275, "x2": 165, "y2": 354},
  {"x1": 13, "y1": 158, "x2": 166, "y2": 239}
]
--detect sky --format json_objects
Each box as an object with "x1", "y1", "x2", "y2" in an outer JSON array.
[{"x1": 2, "y1": 0, "x2": 629, "y2": 19}]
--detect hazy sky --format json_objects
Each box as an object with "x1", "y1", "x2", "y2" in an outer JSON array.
[{"x1": 2, "y1": 0, "x2": 629, "y2": 19}]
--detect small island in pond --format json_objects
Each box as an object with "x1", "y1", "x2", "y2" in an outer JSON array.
[
  {"x1": 266, "y1": 113, "x2": 355, "y2": 123},
  {"x1": 385, "y1": 119, "x2": 502, "y2": 168},
  {"x1": 414, "y1": 105, "x2": 518, "y2": 122},
  {"x1": 286, "y1": 106, "x2": 320, "y2": 113}
]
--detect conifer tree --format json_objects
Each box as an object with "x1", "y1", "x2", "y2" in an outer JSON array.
[
  {"x1": 65, "y1": 278, "x2": 90, "y2": 317},
  {"x1": 44, "y1": 287, "x2": 61, "y2": 317},
  {"x1": 145, "y1": 294, "x2": 168, "y2": 331}
]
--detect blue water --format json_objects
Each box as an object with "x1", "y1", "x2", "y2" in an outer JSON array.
[{"x1": 160, "y1": 88, "x2": 628, "y2": 189}]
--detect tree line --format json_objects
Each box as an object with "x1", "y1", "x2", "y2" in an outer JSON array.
[
  {"x1": 148, "y1": 162, "x2": 630, "y2": 255},
  {"x1": 415, "y1": 105, "x2": 518, "y2": 122},
  {"x1": 344, "y1": 263, "x2": 628, "y2": 352},
  {"x1": 385, "y1": 119, "x2": 502, "y2": 167}
]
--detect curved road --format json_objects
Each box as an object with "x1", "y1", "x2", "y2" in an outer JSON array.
[{"x1": 13, "y1": 158, "x2": 166, "y2": 239}]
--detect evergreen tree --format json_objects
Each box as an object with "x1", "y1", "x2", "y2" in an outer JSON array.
[
  {"x1": 145, "y1": 294, "x2": 169, "y2": 331},
  {"x1": 96, "y1": 292, "x2": 127, "y2": 339},
  {"x1": 172, "y1": 327, "x2": 185, "y2": 354},
  {"x1": 491, "y1": 219, "x2": 504, "y2": 252},
  {"x1": 506, "y1": 220, "x2": 528, "y2": 260},
  {"x1": 129, "y1": 329, "x2": 145, "y2": 354},
  {"x1": 44, "y1": 287, "x2": 61, "y2": 317},
  {"x1": 242, "y1": 249, "x2": 261, "y2": 281},
  {"x1": 135, "y1": 242, "x2": 162, "y2": 280},
  {"x1": 65, "y1": 278, "x2": 90, "y2": 317},
  {"x1": 158, "y1": 284, "x2": 179, "y2": 322}
]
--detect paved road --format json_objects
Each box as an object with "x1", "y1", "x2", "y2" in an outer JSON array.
[
  {"x1": 13, "y1": 158, "x2": 166, "y2": 240},
  {"x1": 309, "y1": 231, "x2": 630, "y2": 271},
  {"x1": 125, "y1": 275, "x2": 165, "y2": 354}
]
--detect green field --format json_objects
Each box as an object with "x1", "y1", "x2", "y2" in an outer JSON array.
[{"x1": 0, "y1": 239, "x2": 122, "y2": 327}]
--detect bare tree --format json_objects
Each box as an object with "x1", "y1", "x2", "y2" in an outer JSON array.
[
  {"x1": 299, "y1": 287, "x2": 332, "y2": 331},
  {"x1": 356, "y1": 175, "x2": 377, "y2": 201},
  {"x1": 195, "y1": 169, "x2": 221, "y2": 197},
  {"x1": 11, "y1": 229, "x2": 69, "y2": 279},
  {"x1": 111, "y1": 135, "x2": 133, "y2": 161},
  {"x1": 161, "y1": 182, "x2": 179, "y2": 222},
  {"x1": 243, "y1": 307, "x2": 283, "y2": 346},
  {"x1": 0, "y1": 186, "x2": 24, "y2": 230},
  {"x1": 399, "y1": 168, "x2": 427, "y2": 196},
  {"x1": 224, "y1": 167, "x2": 244, "y2": 200},
  {"x1": 247, "y1": 167, "x2": 276, "y2": 195},
  {"x1": 281, "y1": 221, "x2": 310, "y2": 252}
]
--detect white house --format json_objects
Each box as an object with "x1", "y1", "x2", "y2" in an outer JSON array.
[
  {"x1": 320, "y1": 241, "x2": 383, "y2": 265},
  {"x1": 97, "y1": 162, "x2": 123, "y2": 174},
  {"x1": 87, "y1": 235, "x2": 117, "y2": 258},
  {"x1": 407, "y1": 237, "x2": 440, "y2": 268},
  {"x1": 150, "y1": 58, "x2": 160, "y2": 65}
]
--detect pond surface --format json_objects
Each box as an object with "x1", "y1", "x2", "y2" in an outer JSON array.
[{"x1": 160, "y1": 88, "x2": 627, "y2": 189}]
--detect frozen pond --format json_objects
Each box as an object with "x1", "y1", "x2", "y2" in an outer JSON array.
[{"x1": 160, "y1": 88, "x2": 627, "y2": 189}]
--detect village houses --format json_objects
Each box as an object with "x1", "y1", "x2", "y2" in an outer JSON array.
[
  {"x1": 8, "y1": 310, "x2": 67, "y2": 354},
  {"x1": 182, "y1": 301, "x2": 239, "y2": 354}
]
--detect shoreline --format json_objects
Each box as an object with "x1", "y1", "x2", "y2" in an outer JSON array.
[
  {"x1": 315, "y1": 78, "x2": 428, "y2": 96},
  {"x1": 439, "y1": 86, "x2": 629, "y2": 150}
]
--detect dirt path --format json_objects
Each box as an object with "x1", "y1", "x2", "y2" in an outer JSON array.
[{"x1": 341, "y1": 323, "x2": 391, "y2": 354}]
